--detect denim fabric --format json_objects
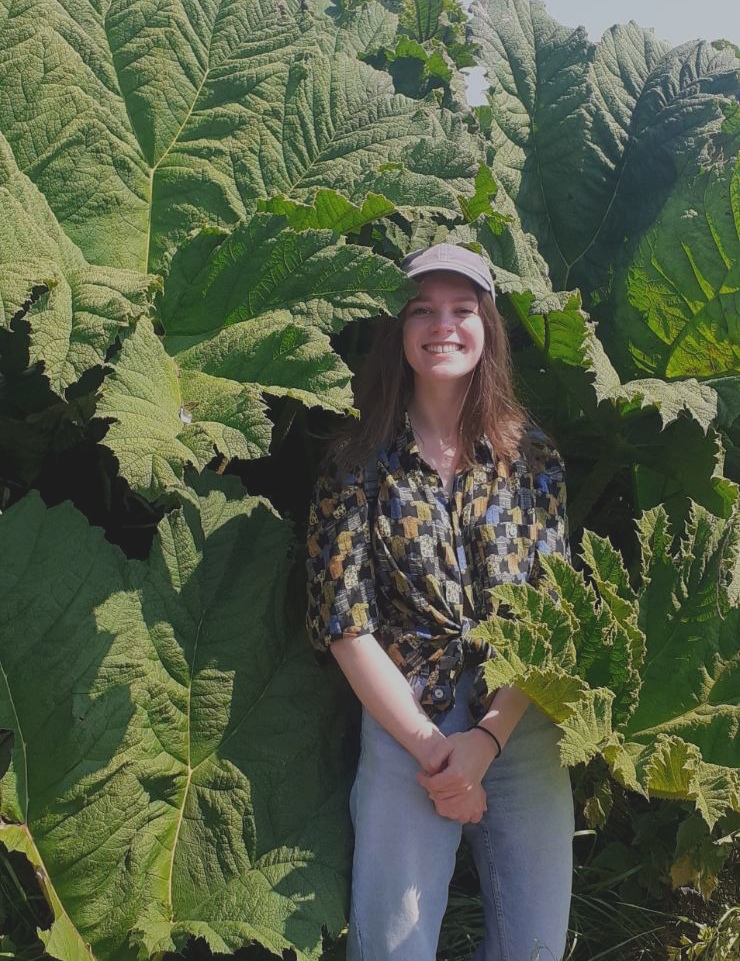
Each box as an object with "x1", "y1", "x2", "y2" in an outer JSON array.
[{"x1": 347, "y1": 671, "x2": 574, "y2": 961}]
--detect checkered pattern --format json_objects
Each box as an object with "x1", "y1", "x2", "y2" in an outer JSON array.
[{"x1": 306, "y1": 414, "x2": 570, "y2": 720}]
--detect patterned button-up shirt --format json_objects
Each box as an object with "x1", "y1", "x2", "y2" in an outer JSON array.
[{"x1": 305, "y1": 414, "x2": 570, "y2": 721}]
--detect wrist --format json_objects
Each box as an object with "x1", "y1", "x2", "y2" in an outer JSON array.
[
  {"x1": 408, "y1": 722, "x2": 447, "y2": 771},
  {"x1": 467, "y1": 723, "x2": 502, "y2": 761}
]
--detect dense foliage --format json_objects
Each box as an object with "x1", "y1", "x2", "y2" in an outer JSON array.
[
  {"x1": 0, "y1": 1, "x2": 737, "y2": 959},
  {"x1": 480, "y1": 502, "x2": 739, "y2": 825}
]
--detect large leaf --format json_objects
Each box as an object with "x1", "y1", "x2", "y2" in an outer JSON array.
[
  {"x1": 606, "y1": 153, "x2": 740, "y2": 380},
  {"x1": 0, "y1": 133, "x2": 158, "y2": 393},
  {"x1": 330, "y1": 2, "x2": 400, "y2": 60},
  {"x1": 160, "y1": 212, "x2": 415, "y2": 340},
  {"x1": 506, "y1": 287, "x2": 738, "y2": 532},
  {"x1": 470, "y1": 0, "x2": 740, "y2": 295},
  {"x1": 95, "y1": 212, "x2": 417, "y2": 497},
  {"x1": 477, "y1": 502, "x2": 740, "y2": 827},
  {"x1": 173, "y1": 315, "x2": 356, "y2": 415},
  {"x1": 95, "y1": 321, "x2": 245, "y2": 502},
  {"x1": 0, "y1": 0, "x2": 481, "y2": 274},
  {"x1": 0, "y1": 0, "x2": 490, "y2": 491},
  {"x1": 0, "y1": 482, "x2": 352, "y2": 961}
]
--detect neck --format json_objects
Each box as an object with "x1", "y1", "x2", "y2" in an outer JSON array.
[{"x1": 408, "y1": 375, "x2": 472, "y2": 440}]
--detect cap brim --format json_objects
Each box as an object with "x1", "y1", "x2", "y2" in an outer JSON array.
[{"x1": 405, "y1": 264, "x2": 493, "y2": 295}]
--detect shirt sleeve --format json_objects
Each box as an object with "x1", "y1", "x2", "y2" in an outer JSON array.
[
  {"x1": 305, "y1": 464, "x2": 380, "y2": 653},
  {"x1": 532, "y1": 444, "x2": 571, "y2": 565}
]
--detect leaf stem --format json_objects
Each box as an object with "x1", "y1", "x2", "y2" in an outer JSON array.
[{"x1": 271, "y1": 399, "x2": 299, "y2": 453}]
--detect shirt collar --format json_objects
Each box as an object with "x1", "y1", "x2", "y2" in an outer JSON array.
[{"x1": 393, "y1": 411, "x2": 421, "y2": 470}]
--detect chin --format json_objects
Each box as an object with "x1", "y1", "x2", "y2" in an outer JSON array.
[{"x1": 413, "y1": 364, "x2": 476, "y2": 382}]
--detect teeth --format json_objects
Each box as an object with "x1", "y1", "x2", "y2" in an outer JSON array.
[{"x1": 424, "y1": 344, "x2": 462, "y2": 353}]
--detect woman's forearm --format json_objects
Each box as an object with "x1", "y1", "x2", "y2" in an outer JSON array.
[
  {"x1": 475, "y1": 684, "x2": 531, "y2": 750},
  {"x1": 330, "y1": 632, "x2": 448, "y2": 772}
]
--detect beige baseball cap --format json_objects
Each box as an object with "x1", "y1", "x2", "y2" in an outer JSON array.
[{"x1": 400, "y1": 243, "x2": 496, "y2": 299}]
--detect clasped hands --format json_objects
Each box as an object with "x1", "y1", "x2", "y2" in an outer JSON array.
[{"x1": 416, "y1": 729, "x2": 499, "y2": 825}]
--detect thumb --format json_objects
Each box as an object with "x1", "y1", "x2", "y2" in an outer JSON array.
[
  {"x1": 424, "y1": 742, "x2": 453, "y2": 777},
  {"x1": 416, "y1": 770, "x2": 432, "y2": 790}
]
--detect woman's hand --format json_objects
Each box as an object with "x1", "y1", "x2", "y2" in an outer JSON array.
[
  {"x1": 416, "y1": 729, "x2": 498, "y2": 800},
  {"x1": 430, "y1": 781, "x2": 487, "y2": 824},
  {"x1": 415, "y1": 732, "x2": 454, "y2": 776}
]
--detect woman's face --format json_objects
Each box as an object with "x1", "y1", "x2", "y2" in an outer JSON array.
[{"x1": 402, "y1": 271, "x2": 485, "y2": 384}]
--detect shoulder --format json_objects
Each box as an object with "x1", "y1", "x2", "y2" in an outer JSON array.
[
  {"x1": 517, "y1": 428, "x2": 566, "y2": 494},
  {"x1": 311, "y1": 444, "x2": 377, "y2": 524}
]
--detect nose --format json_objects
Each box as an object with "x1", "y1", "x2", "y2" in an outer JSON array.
[{"x1": 428, "y1": 308, "x2": 456, "y2": 331}]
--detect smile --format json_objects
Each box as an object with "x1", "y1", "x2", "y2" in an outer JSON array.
[{"x1": 423, "y1": 344, "x2": 463, "y2": 353}]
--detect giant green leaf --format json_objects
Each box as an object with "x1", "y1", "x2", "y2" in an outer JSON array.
[
  {"x1": 95, "y1": 210, "x2": 415, "y2": 497},
  {"x1": 505, "y1": 285, "x2": 738, "y2": 532},
  {"x1": 160, "y1": 212, "x2": 415, "y2": 340},
  {"x1": 0, "y1": 0, "x2": 490, "y2": 488},
  {"x1": 470, "y1": 0, "x2": 740, "y2": 294},
  {"x1": 477, "y1": 502, "x2": 740, "y2": 827},
  {"x1": 257, "y1": 189, "x2": 396, "y2": 235},
  {"x1": 330, "y1": 1, "x2": 400, "y2": 60},
  {"x1": 0, "y1": 0, "x2": 481, "y2": 274},
  {"x1": 96, "y1": 319, "x2": 285, "y2": 501},
  {"x1": 173, "y1": 314, "x2": 355, "y2": 414},
  {"x1": 0, "y1": 133, "x2": 158, "y2": 394},
  {"x1": 0, "y1": 482, "x2": 352, "y2": 961},
  {"x1": 606, "y1": 154, "x2": 740, "y2": 380}
]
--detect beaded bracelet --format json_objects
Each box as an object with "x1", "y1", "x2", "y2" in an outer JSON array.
[{"x1": 468, "y1": 723, "x2": 502, "y2": 759}]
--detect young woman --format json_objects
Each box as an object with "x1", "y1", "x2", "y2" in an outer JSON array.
[{"x1": 306, "y1": 244, "x2": 574, "y2": 961}]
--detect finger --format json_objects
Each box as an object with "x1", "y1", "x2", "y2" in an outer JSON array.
[
  {"x1": 426, "y1": 770, "x2": 468, "y2": 793},
  {"x1": 421, "y1": 742, "x2": 454, "y2": 777},
  {"x1": 425, "y1": 751, "x2": 453, "y2": 777},
  {"x1": 416, "y1": 771, "x2": 431, "y2": 789},
  {"x1": 427, "y1": 779, "x2": 473, "y2": 797},
  {"x1": 427, "y1": 786, "x2": 470, "y2": 802}
]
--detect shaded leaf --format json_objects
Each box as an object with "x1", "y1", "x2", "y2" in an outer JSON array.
[
  {"x1": 0, "y1": 483, "x2": 352, "y2": 960},
  {"x1": 0, "y1": 825, "x2": 95, "y2": 961},
  {"x1": 173, "y1": 313, "x2": 355, "y2": 417},
  {"x1": 607, "y1": 155, "x2": 740, "y2": 380}
]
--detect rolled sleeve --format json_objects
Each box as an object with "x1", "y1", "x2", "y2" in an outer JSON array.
[
  {"x1": 533, "y1": 447, "x2": 571, "y2": 565},
  {"x1": 305, "y1": 466, "x2": 380, "y2": 653}
]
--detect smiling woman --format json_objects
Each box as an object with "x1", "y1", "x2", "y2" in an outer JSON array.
[
  {"x1": 305, "y1": 243, "x2": 576, "y2": 961},
  {"x1": 402, "y1": 272, "x2": 486, "y2": 493}
]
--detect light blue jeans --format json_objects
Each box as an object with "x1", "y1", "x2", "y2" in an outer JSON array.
[{"x1": 347, "y1": 671, "x2": 574, "y2": 961}]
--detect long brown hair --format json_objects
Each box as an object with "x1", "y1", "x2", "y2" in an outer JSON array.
[{"x1": 332, "y1": 288, "x2": 530, "y2": 472}]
